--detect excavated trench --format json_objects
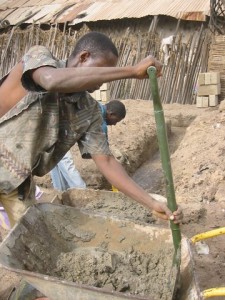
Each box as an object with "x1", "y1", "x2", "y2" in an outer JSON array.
[{"x1": 132, "y1": 126, "x2": 187, "y2": 195}]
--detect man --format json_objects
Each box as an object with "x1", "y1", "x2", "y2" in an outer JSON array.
[
  {"x1": 99, "y1": 99, "x2": 126, "y2": 138},
  {"x1": 50, "y1": 100, "x2": 125, "y2": 191},
  {"x1": 0, "y1": 31, "x2": 182, "y2": 228}
]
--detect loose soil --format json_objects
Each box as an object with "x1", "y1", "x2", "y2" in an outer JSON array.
[{"x1": 1, "y1": 100, "x2": 225, "y2": 300}]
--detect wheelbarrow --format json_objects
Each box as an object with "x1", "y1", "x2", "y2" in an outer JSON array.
[
  {"x1": 0, "y1": 201, "x2": 198, "y2": 300},
  {"x1": 62, "y1": 188, "x2": 225, "y2": 299},
  {"x1": 0, "y1": 196, "x2": 224, "y2": 300}
]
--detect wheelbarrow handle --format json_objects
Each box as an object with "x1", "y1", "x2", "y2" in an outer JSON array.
[
  {"x1": 202, "y1": 287, "x2": 225, "y2": 299},
  {"x1": 191, "y1": 227, "x2": 225, "y2": 298},
  {"x1": 191, "y1": 227, "x2": 225, "y2": 243}
]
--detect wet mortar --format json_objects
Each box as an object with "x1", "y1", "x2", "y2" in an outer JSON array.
[
  {"x1": 53, "y1": 246, "x2": 174, "y2": 299},
  {"x1": 46, "y1": 207, "x2": 175, "y2": 300}
]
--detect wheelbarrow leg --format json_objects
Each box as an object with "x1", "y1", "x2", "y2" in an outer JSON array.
[{"x1": 8, "y1": 279, "x2": 46, "y2": 300}]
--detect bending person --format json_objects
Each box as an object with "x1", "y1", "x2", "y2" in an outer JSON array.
[
  {"x1": 50, "y1": 100, "x2": 125, "y2": 191},
  {"x1": 0, "y1": 31, "x2": 182, "y2": 229},
  {"x1": 0, "y1": 30, "x2": 183, "y2": 300}
]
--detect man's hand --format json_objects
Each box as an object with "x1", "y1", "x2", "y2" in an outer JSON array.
[
  {"x1": 151, "y1": 201, "x2": 183, "y2": 224},
  {"x1": 134, "y1": 55, "x2": 163, "y2": 79},
  {"x1": 93, "y1": 155, "x2": 183, "y2": 224},
  {"x1": 149, "y1": 194, "x2": 183, "y2": 224}
]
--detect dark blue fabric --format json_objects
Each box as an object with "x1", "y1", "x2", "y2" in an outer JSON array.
[{"x1": 98, "y1": 102, "x2": 108, "y2": 137}]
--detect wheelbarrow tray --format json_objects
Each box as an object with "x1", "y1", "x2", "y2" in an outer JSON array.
[
  {"x1": 61, "y1": 189, "x2": 201, "y2": 300},
  {"x1": 0, "y1": 202, "x2": 200, "y2": 300}
]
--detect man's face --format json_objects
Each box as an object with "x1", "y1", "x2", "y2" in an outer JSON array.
[
  {"x1": 78, "y1": 51, "x2": 118, "y2": 92},
  {"x1": 83, "y1": 52, "x2": 118, "y2": 68},
  {"x1": 106, "y1": 113, "x2": 123, "y2": 126}
]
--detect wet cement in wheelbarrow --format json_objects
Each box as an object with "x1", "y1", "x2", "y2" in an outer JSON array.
[
  {"x1": 44, "y1": 206, "x2": 176, "y2": 300},
  {"x1": 53, "y1": 246, "x2": 174, "y2": 299}
]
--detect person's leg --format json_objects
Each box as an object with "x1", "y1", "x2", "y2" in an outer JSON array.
[
  {"x1": 0, "y1": 189, "x2": 35, "y2": 228},
  {"x1": 50, "y1": 164, "x2": 68, "y2": 191},
  {"x1": 57, "y1": 151, "x2": 86, "y2": 189},
  {"x1": 0, "y1": 185, "x2": 42, "y2": 230},
  {"x1": 0, "y1": 189, "x2": 46, "y2": 300}
]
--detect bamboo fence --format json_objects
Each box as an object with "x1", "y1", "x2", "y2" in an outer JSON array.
[
  {"x1": 160, "y1": 25, "x2": 211, "y2": 104},
  {"x1": 0, "y1": 24, "x2": 77, "y2": 75},
  {"x1": 0, "y1": 19, "x2": 211, "y2": 104}
]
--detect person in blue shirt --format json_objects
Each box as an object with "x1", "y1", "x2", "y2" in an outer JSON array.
[
  {"x1": 50, "y1": 100, "x2": 126, "y2": 191},
  {"x1": 99, "y1": 99, "x2": 126, "y2": 138}
]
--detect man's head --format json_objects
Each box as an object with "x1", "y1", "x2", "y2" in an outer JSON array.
[
  {"x1": 105, "y1": 100, "x2": 126, "y2": 126},
  {"x1": 67, "y1": 32, "x2": 119, "y2": 92},
  {"x1": 68, "y1": 31, "x2": 118, "y2": 69}
]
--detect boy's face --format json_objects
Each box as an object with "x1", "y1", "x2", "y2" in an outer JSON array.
[
  {"x1": 74, "y1": 51, "x2": 118, "y2": 92},
  {"x1": 106, "y1": 113, "x2": 123, "y2": 126},
  {"x1": 83, "y1": 52, "x2": 118, "y2": 68}
]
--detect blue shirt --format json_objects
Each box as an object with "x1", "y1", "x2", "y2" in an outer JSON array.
[{"x1": 98, "y1": 102, "x2": 108, "y2": 138}]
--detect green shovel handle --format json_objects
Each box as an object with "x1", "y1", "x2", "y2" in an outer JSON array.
[{"x1": 147, "y1": 66, "x2": 181, "y2": 255}]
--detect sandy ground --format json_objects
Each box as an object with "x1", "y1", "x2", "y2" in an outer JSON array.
[{"x1": 1, "y1": 100, "x2": 225, "y2": 299}]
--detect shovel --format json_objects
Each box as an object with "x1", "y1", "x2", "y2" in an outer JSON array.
[
  {"x1": 148, "y1": 67, "x2": 225, "y2": 299},
  {"x1": 147, "y1": 66, "x2": 182, "y2": 297}
]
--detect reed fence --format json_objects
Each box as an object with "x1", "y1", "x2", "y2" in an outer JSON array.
[{"x1": 0, "y1": 19, "x2": 211, "y2": 104}]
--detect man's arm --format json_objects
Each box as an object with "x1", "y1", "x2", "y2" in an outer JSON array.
[
  {"x1": 92, "y1": 154, "x2": 182, "y2": 223},
  {"x1": 31, "y1": 56, "x2": 162, "y2": 93},
  {"x1": 0, "y1": 62, "x2": 28, "y2": 117}
]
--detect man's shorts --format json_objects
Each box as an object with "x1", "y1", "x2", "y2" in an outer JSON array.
[{"x1": 0, "y1": 189, "x2": 36, "y2": 229}]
